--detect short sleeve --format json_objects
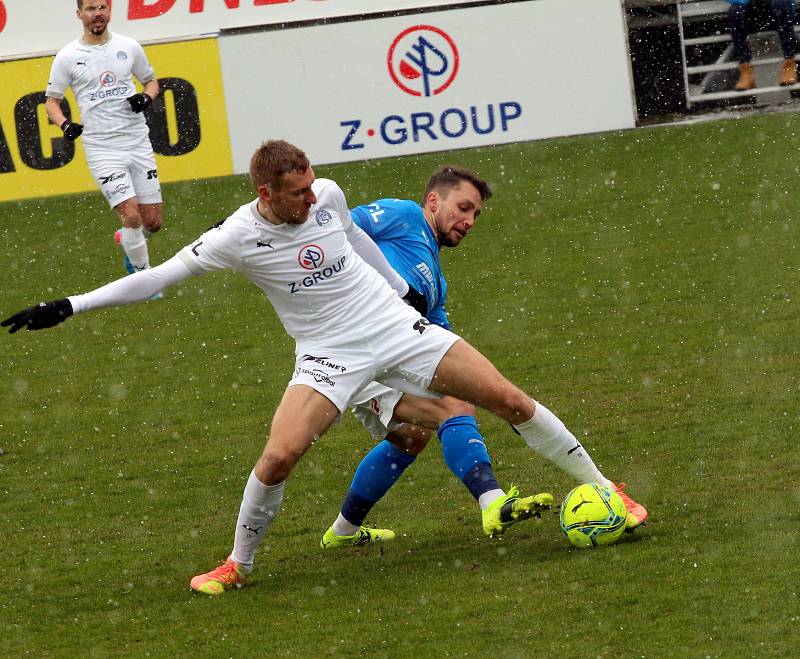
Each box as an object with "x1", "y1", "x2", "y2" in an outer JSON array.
[
  {"x1": 45, "y1": 52, "x2": 71, "y2": 99},
  {"x1": 130, "y1": 40, "x2": 155, "y2": 83},
  {"x1": 350, "y1": 204, "x2": 377, "y2": 238}
]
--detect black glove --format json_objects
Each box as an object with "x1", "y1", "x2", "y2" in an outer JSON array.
[
  {"x1": 2, "y1": 299, "x2": 74, "y2": 333},
  {"x1": 60, "y1": 120, "x2": 83, "y2": 141},
  {"x1": 402, "y1": 286, "x2": 427, "y2": 316},
  {"x1": 127, "y1": 93, "x2": 152, "y2": 113}
]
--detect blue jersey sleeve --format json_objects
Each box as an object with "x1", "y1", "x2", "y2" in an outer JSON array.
[{"x1": 350, "y1": 199, "x2": 448, "y2": 323}]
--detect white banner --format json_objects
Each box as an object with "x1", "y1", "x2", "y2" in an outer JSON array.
[
  {"x1": 219, "y1": 0, "x2": 636, "y2": 170},
  {"x1": 0, "y1": 0, "x2": 483, "y2": 60}
]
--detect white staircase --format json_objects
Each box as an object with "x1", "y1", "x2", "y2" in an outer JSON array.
[{"x1": 676, "y1": 0, "x2": 800, "y2": 106}]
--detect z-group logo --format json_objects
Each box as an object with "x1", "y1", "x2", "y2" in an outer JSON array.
[{"x1": 340, "y1": 24, "x2": 522, "y2": 152}]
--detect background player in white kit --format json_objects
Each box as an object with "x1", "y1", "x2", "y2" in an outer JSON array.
[
  {"x1": 45, "y1": 1, "x2": 163, "y2": 279},
  {"x1": 4, "y1": 140, "x2": 627, "y2": 597}
]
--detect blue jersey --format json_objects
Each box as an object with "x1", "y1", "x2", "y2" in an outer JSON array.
[{"x1": 351, "y1": 198, "x2": 450, "y2": 329}]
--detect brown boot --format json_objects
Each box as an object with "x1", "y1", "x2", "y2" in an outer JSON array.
[
  {"x1": 735, "y1": 62, "x2": 756, "y2": 91},
  {"x1": 780, "y1": 58, "x2": 797, "y2": 86}
]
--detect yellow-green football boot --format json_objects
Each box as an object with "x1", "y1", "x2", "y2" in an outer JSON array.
[
  {"x1": 320, "y1": 525, "x2": 395, "y2": 549},
  {"x1": 482, "y1": 485, "x2": 554, "y2": 537}
]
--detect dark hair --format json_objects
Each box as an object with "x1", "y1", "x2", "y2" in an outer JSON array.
[
  {"x1": 422, "y1": 165, "x2": 492, "y2": 204},
  {"x1": 249, "y1": 140, "x2": 310, "y2": 191}
]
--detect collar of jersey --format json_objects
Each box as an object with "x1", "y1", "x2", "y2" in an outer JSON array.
[
  {"x1": 80, "y1": 31, "x2": 112, "y2": 48},
  {"x1": 248, "y1": 199, "x2": 301, "y2": 230}
]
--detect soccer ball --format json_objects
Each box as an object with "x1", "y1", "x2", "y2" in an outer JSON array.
[{"x1": 559, "y1": 483, "x2": 628, "y2": 549}]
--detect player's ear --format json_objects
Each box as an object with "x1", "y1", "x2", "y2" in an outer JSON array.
[
  {"x1": 258, "y1": 184, "x2": 273, "y2": 203},
  {"x1": 426, "y1": 190, "x2": 439, "y2": 213}
]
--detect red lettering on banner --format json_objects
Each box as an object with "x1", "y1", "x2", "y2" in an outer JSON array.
[
  {"x1": 129, "y1": 0, "x2": 176, "y2": 20},
  {"x1": 129, "y1": 0, "x2": 294, "y2": 19},
  {"x1": 0, "y1": 1, "x2": 7, "y2": 34},
  {"x1": 189, "y1": 0, "x2": 241, "y2": 12}
]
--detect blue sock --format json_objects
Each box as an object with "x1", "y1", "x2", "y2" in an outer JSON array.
[
  {"x1": 438, "y1": 415, "x2": 500, "y2": 500},
  {"x1": 341, "y1": 440, "x2": 416, "y2": 526}
]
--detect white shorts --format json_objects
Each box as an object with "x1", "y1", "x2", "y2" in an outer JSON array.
[
  {"x1": 351, "y1": 382, "x2": 405, "y2": 439},
  {"x1": 85, "y1": 140, "x2": 162, "y2": 208},
  {"x1": 289, "y1": 312, "x2": 459, "y2": 415}
]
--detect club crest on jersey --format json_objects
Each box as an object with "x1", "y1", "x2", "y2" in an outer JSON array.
[
  {"x1": 117, "y1": 51, "x2": 128, "y2": 60},
  {"x1": 315, "y1": 210, "x2": 332, "y2": 226},
  {"x1": 298, "y1": 244, "x2": 324, "y2": 270}
]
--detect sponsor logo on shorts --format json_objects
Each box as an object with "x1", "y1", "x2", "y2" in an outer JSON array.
[
  {"x1": 315, "y1": 210, "x2": 332, "y2": 226},
  {"x1": 108, "y1": 183, "x2": 131, "y2": 198},
  {"x1": 301, "y1": 355, "x2": 347, "y2": 372},
  {"x1": 100, "y1": 172, "x2": 126, "y2": 185},
  {"x1": 288, "y1": 255, "x2": 346, "y2": 294},
  {"x1": 294, "y1": 366, "x2": 337, "y2": 387}
]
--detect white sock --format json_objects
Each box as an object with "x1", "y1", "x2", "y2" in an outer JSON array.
[
  {"x1": 478, "y1": 488, "x2": 505, "y2": 510},
  {"x1": 331, "y1": 513, "x2": 359, "y2": 537},
  {"x1": 119, "y1": 226, "x2": 150, "y2": 271},
  {"x1": 513, "y1": 402, "x2": 612, "y2": 487},
  {"x1": 230, "y1": 471, "x2": 286, "y2": 569}
]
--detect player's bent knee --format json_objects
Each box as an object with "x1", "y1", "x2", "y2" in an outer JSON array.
[
  {"x1": 387, "y1": 428, "x2": 431, "y2": 455},
  {"x1": 142, "y1": 213, "x2": 162, "y2": 233},
  {"x1": 487, "y1": 387, "x2": 534, "y2": 424},
  {"x1": 119, "y1": 212, "x2": 143, "y2": 229},
  {"x1": 256, "y1": 446, "x2": 305, "y2": 483}
]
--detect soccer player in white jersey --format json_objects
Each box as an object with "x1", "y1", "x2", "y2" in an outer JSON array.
[
  {"x1": 5, "y1": 140, "x2": 633, "y2": 597},
  {"x1": 45, "y1": 1, "x2": 163, "y2": 279},
  {"x1": 320, "y1": 167, "x2": 648, "y2": 548}
]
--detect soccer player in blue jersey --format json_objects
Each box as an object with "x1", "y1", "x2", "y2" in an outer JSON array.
[{"x1": 321, "y1": 166, "x2": 648, "y2": 548}]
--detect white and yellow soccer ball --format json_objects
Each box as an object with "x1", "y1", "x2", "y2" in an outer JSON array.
[{"x1": 559, "y1": 482, "x2": 628, "y2": 549}]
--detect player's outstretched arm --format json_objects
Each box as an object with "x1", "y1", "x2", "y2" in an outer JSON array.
[{"x1": 3, "y1": 255, "x2": 193, "y2": 334}]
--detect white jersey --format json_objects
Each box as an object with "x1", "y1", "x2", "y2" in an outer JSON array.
[
  {"x1": 178, "y1": 179, "x2": 404, "y2": 341},
  {"x1": 46, "y1": 32, "x2": 154, "y2": 150}
]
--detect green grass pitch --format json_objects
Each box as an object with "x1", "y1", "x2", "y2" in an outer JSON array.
[{"x1": 1, "y1": 112, "x2": 798, "y2": 656}]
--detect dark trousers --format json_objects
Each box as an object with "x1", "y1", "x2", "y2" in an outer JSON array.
[{"x1": 729, "y1": 0, "x2": 798, "y2": 62}]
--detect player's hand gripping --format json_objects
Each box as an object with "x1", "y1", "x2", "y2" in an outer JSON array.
[
  {"x1": 127, "y1": 93, "x2": 152, "y2": 113},
  {"x1": 60, "y1": 120, "x2": 83, "y2": 141},
  {"x1": 2, "y1": 299, "x2": 74, "y2": 333}
]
